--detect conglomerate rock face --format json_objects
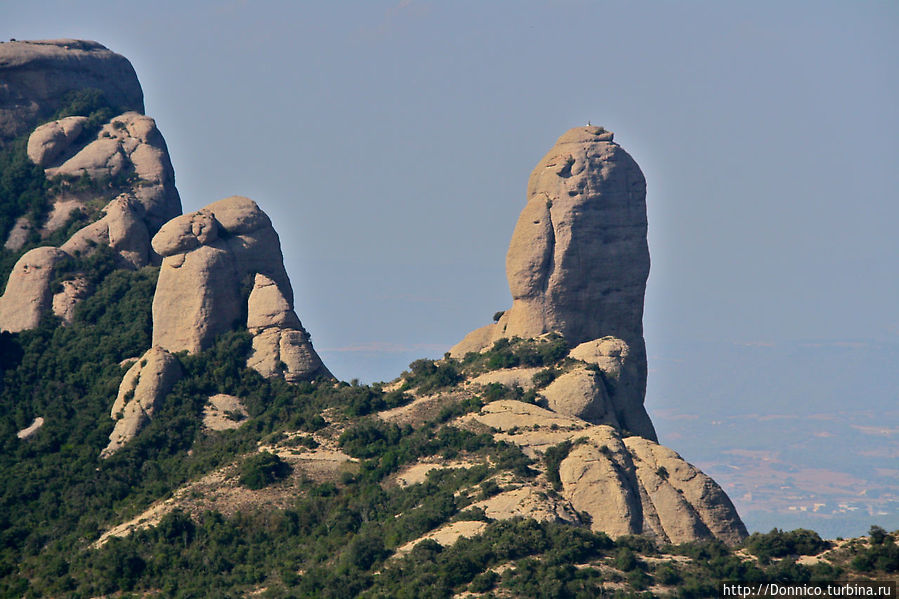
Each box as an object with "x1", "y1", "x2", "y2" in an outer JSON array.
[
  {"x1": 459, "y1": 400, "x2": 747, "y2": 545},
  {"x1": 99, "y1": 197, "x2": 331, "y2": 455},
  {"x1": 150, "y1": 196, "x2": 329, "y2": 380},
  {"x1": 503, "y1": 126, "x2": 649, "y2": 348},
  {"x1": 0, "y1": 39, "x2": 143, "y2": 148},
  {"x1": 0, "y1": 40, "x2": 181, "y2": 333},
  {"x1": 0, "y1": 247, "x2": 68, "y2": 332},
  {"x1": 451, "y1": 126, "x2": 654, "y2": 440},
  {"x1": 101, "y1": 347, "x2": 181, "y2": 458}
]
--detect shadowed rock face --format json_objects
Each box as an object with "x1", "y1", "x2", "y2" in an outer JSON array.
[
  {"x1": 451, "y1": 126, "x2": 654, "y2": 439},
  {"x1": 0, "y1": 39, "x2": 143, "y2": 148}
]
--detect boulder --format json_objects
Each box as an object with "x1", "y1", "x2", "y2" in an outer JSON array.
[
  {"x1": 461, "y1": 399, "x2": 747, "y2": 544},
  {"x1": 540, "y1": 367, "x2": 618, "y2": 427},
  {"x1": 567, "y1": 337, "x2": 656, "y2": 439},
  {"x1": 102, "y1": 347, "x2": 181, "y2": 457},
  {"x1": 151, "y1": 208, "x2": 219, "y2": 257},
  {"x1": 26, "y1": 116, "x2": 87, "y2": 166},
  {"x1": 243, "y1": 273, "x2": 325, "y2": 380},
  {"x1": 246, "y1": 273, "x2": 301, "y2": 330},
  {"x1": 0, "y1": 40, "x2": 143, "y2": 148},
  {"x1": 248, "y1": 327, "x2": 326, "y2": 383},
  {"x1": 0, "y1": 247, "x2": 68, "y2": 332},
  {"x1": 61, "y1": 194, "x2": 151, "y2": 268},
  {"x1": 16, "y1": 417, "x2": 44, "y2": 440}
]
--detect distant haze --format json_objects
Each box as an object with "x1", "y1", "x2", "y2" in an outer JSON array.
[{"x1": 4, "y1": 1, "x2": 897, "y2": 537}]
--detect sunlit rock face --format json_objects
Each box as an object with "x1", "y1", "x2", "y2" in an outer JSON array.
[
  {"x1": 451, "y1": 126, "x2": 654, "y2": 440},
  {"x1": 0, "y1": 39, "x2": 143, "y2": 148},
  {"x1": 150, "y1": 196, "x2": 329, "y2": 381}
]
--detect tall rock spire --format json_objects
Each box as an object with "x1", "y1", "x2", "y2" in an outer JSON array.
[{"x1": 452, "y1": 126, "x2": 654, "y2": 440}]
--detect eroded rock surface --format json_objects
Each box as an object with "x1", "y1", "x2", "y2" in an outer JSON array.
[
  {"x1": 459, "y1": 400, "x2": 747, "y2": 545},
  {"x1": 451, "y1": 126, "x2": 654, "y2": 440},
  {"x1": 540, "y1": 367, "x2": 617, "y2": 426},
  {"x1": 16, "y1": 417, "x2": 44, "y2": 440},
  {"x1": 0, "y1": 39, "x2": 143, "y2": 148},
  {"x1": 44, "y1": 111, "x2": 181, "y2": 232},
  {"x1": 51, "y1": 276, "x2": 90, "y2": 324},
  {"x1": 0, "y1": 247, "x2": 68, "y2": 332},
  {"x1": 567, "y1": 337, "x2": 656, "y2": 439},
  {"x1": 27, "y1": 116, "x2": 87, "y2": 166},
  {"x1": 150, "y1": 196, "x2": 328, "y2": 380},
  {"x1": 1, "y1": 40, "x2": 182, "y2": 333},
  {"x1": 102, "y1": 347, "x2": 181, "y2": 457},
  {"x1": 102, "y1": 197, "x2": 329, "y2": 454},
  {"x1": 61, "y1": 194, "x2": 151, "y2": 268}
]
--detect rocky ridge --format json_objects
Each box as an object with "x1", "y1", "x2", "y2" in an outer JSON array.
[
  {"x1": 2, "y1": 41, "x2": 747, "y2": 559},
  {"x1": 0, "y1": 39, "x2": 143, "y2": 148},
  {"x1": 0, "y1": 79, "x2": 182, "y2": 330},
  {"x1": 0, "y1": 40, "x2": 330, "y2": 457}
]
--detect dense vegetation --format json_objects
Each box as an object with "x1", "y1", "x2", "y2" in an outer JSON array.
[{"x1": 459, "y1": 334, "x2": 570, "y2": 373}]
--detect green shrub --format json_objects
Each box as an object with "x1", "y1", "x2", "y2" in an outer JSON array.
[
  {"x1": 744, "y1": 528, "x2": 829, "y2": 560},
  {"x1": 850, "y1": 526, "x2": 899, "y2": 573},
  {"x1": 469, "y1": 570, "x2": 499, "y2": 592},
  {"x1": 613, "y1": 547, "x2": 639, "y2": 572},
  {"x1": 543, "y1": 440, "x2": 573, "y2": 491},
  {"x1": 403, "y1": 358, "x2": 463, "y2": 393},
  {"x1": 238, "y1": 451, "x2": 291, "y2": 489},
  {"x1": 531, "y1": 368, "x2": 559, "y2": 388},
  {"x1": 479, "y1": 480, "x2": 502, "y2": 499},
  {"x1": 655, "y1": 561, "x2": 681, "y2": 585}
]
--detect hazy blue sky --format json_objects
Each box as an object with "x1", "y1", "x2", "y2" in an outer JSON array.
[{"x1": 5, "y1": 1, "x2": 897, "y2": 535}]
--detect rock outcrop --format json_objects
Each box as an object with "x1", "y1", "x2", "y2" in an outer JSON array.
[
  {"x1": 451, "y1": 126, "x2": 654, "y2": 440},
  {"x1": 101, "y1": 196, "x2": 329, "y2": 455},
  {"x1": 0, "y1": 39, "x2": 143, "y2": 148},
  {"x1": 150, "y1": 196, "x2": 326, "y2": 381},
  {"x1": 51, "y1": 276, "x2": 90, "y2": 324},
  {"x1": 61, "y1": 194, "x2": 152, "y2": 269},
  {"x1": 460, "y1": 400, "x2": 747, "y2": 545},
  {"x1": 0, "y1": 247, "x2": 68, "y2": 332},
  {"x1": 44, "y1": 111, "x2": 180, "y2": 233},
  {"x1": 203, "y1": 394, "x2": 249, "y2": 432},
  {"x1": 102, "y1": 347, "x2": 181, "y2": 458},
  {"x1": 541, "y1": 367, "x2": 616, "y2": 425},
  {"x1": 0, "y1": 40, "x2": 182, "y2": 332},
  {"x1": 26, "y1": 116, "x2": 87, "y2": 166}
]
